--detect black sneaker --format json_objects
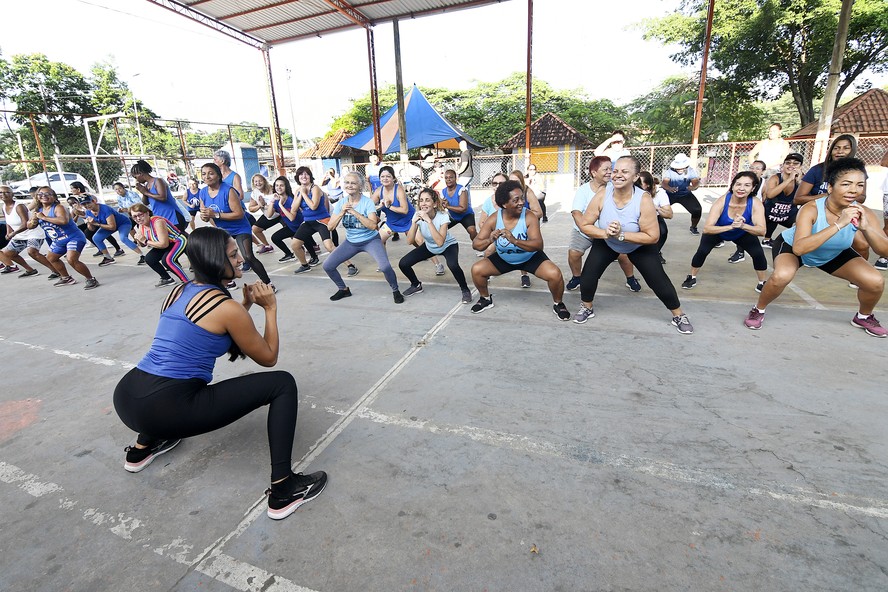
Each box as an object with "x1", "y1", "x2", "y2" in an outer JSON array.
[
  {"x1": 714, "y1": 240, "x2": 725, "y2": 248},
  {"x1": 293, "y1": 264, "x2": 311, "y2": 274},
  {"x1": 402, "y1": 283, "x2": 423, "y2": 297},
  {"x1": 625, "y1": 276, "x2": 642, "y2": 292},
  {"x1": 330, "y1": 287, "x2": 352, "y2": 301},
  {"x1": 393, "y1": 290, "x2": 405, "y2": 304},
  {"x1": 391, "y1": 232, "x2": 400, "y2": 242},
  {"x1": 124, "y1": 439, "x2": 181, "y2": 473},
  {"x1": 47, "y1": 272, "x2": 60, "y2": 280},
  {"x1": 761, "y1": 238, "x2": 773, "y2": 249},
  {"x1": 565, "y1": 276, "x2": 581, "y2": 291},
  {"x1": 346, "y1": 264, "x2": 359, "y2": 277},
  {"x1": 266, "y1": 471, "x2": 328, "y2": 520},
  {"x1": 553, "y1": 302, "x2": 571, "y2": 321},
  {"x1": 755, "y1": 280, "x2": 766, "y2": 293},
  {"x1": 471, "y1": 295, "x2": 494, "y2": 314},
  {"x1": 307, "y1": 257, "x2": 320, "y2": 267},
  {"x1": 156, "y1": 277, "x2": 175, "y2": 287},
  {"x1": 114, "y1": 249, "x2": 126, "y2": 257},
  {"x1": 92, "y1": 251, "x2": 104, "y2": 257},
  {"x1": 681, "y1": 275, "x2": 697, "y2": 289},
  {"x1": 137, "y1": 255, "x2": 147, "y2": 265},
  {"x1": 728, "y1": 250, "x2": 745, "y2": 264},
  {"x1": 98, "y1": 257, "x2": 115, "y2": 267},
  {"x1": 520, "y1": 275, "x2": 531, "y2": 288},
  {"x1": 689, "y1": 226, "x2": 700, "y2": 235},
  {"x1": 279, "y1": 253, "x2": 295, "y2": 262}
]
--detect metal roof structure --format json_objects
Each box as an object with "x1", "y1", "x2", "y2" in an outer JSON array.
[{"x1": 147, "y1": 0, "x2": 510, "y2": 49}]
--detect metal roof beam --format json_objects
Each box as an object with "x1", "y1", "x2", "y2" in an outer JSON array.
[
  {"x1": 144, "y1": 0, "x2": 266, "y2": 49},
  {"x1": 321, "y1": 0, "x2": 373, "y2": 28}
]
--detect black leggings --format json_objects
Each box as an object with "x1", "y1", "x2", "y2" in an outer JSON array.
[
  {"x1": 765, "y1": 218, "x2": 794, "y2": 239},
  {"x1": 398, "y1": 243, "x2": 468, "y2": 290},
  {"x1": 82, "y1": 224, "x2": 121, "y2": 252},
  {"x1": 691, "y1": 233, "x2": 767, "y2": 271},
  {"x1": 538, "y1": 195, "x2": 547, "y2": 218},
  {"x1": 235, "y1": 233, "x2": 270, "y2": 283},
  {"x1": 580, "y1": 240, "x2": 681, "y2": 310},
  {"x1": 668, "y1": 192, "x2": 702, "y2": 228},
  {"x1": 657, "y1": 217, "x2": 668, "y2": 252},
  {"x1": 114, "y1": 367, "x2": 298, "y2": 481},
  {"x1": 271, "y1": 225, "x2": 318, "y2": 258}
]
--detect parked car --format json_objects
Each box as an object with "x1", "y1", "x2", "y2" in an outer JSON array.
[{"x1": 10, "y1": 172, "x2": 94, "y2": 198}]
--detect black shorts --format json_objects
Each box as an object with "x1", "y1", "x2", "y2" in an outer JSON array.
[
  {"x1": 773, "y1": 233, "x2": 860, "y2": 274},
  {"x1": 252, "y1": 215, "x2": 280, "y2": 230},
  {"x1": 450, "y1": 213, "x2": 476, "y2": 230},
  {"x1": 487, "y1": 251, "x2": 549, "y2": 275}
]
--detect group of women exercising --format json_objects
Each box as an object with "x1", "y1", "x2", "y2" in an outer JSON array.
[{"x1": 4, "y1": 144, "x2": 885, "y2": 522}]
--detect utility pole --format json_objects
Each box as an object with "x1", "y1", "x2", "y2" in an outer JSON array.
[{"x1": 812, "y1": 0, "x2": 854, "y2": 164}]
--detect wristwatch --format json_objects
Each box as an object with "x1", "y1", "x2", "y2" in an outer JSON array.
[{"x1": 617, "y1": 232, "x2": 625, "y2": 242}]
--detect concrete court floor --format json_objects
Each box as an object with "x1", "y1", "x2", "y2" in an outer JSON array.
[{"x1": 0, "y1": 188, "x2": 887, "y2": 592}]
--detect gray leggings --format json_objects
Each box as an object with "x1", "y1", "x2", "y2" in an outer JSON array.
[{"x1": 322, "y1": 236, "x2": 399, "y2": 291}]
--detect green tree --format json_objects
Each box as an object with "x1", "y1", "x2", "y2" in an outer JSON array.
[
  {"x1": 628, "y1": 75, "x2": 765, "y2": 143},
  {"x1": 640, "y1": 0, "x2": 888, "y2": 125}
]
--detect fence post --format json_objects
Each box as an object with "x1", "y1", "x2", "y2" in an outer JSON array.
[
  {"x1": 728, "y1": 142, "x2": 737, "y2": 182},
  {"x1": 649, "y1": 147, "x2": 654, "y2": 173},
  {"x1": 112, "y1": 119, "x2": 131, "y2": 188},
  {"x1": 176, "y1": 121, "x2": 191, "y2": 178},
  {"x1": 28, "y1": 114, "x2": 50, "y2": 182},
  {"x1": 83, "y1": 119, "x2": 104, "y2": 196}
]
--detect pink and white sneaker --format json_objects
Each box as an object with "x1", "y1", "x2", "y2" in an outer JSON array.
[{"x1": 851, "y1": 314, "x2": 887, "y2": 338}]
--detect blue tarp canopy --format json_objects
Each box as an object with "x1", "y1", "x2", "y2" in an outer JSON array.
[{"x1": 340, "y1": 85, "x2": 483, "y2": 154}]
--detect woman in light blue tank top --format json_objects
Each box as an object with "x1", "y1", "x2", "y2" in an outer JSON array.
[
  {"x1": 469, "y1": 180, "x2": 571, "y2": 320},
  {"x1": 397, "y1": 187, "x2": 471, "y2": 303},
  {"x1": 113, "y1": 227, "x2": 328, "y2": 519},
  {"x1": 744, "y1": 158, "x2": 888, "y2": 337},
  {"x1": 576, "y1": 155, "x2": 693, "y2": 334}
]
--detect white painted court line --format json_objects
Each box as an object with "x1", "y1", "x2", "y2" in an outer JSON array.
[
  {"x1": 0, "y1": 460, "x2": 320, "y2": 592},
  {"x1": 787, "y1": 282, "x2": 827, "y2": 310},
  {"x1": 321, "y1": 407, "x2": 888, "y2": 520},
  {"x1": 0, "y1": 336, "x2": 136, "y2": 369}
]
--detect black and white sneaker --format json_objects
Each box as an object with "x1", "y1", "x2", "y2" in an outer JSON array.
[
  {"x1": 681, "y1": 275, "x2": 697, "y2": 290},
  {"x1": 553, "y1": 302, "x2": 571, "y2": 321},
  {"x1": 625, "y1": 276, "x2": 642, "y2": 292},
  {"x1": 402, "y1": 283, "x2": 423, "y2": 297},
  {"x1": 307, "y1": 257, "x2": 320, "y2": 267},
  {"x1": 471, "y1": 295, "x2": 494, "y2": 314},
  {"x1": 266, "y1": 471, "x2": 328, "y2": 520},
  {"x1": 98, "y1": 257, "x2": 115, "y2": 267},
  {"x1": 293, "y1": 264, "x2": 311, "y2": 274},
  {"x1": 124, "y1": 439, "x2": 181, "y2": 473},
  {"x1": 728, "y1": 250, "x2": 745, "y2": 264}
]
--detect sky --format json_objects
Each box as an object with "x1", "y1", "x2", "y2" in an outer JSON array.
[{"x1": 2, "y1": 0, "x2": 879, "y2": 142}]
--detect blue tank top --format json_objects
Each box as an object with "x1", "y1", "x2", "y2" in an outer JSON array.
[
  {"x1": 85, "y1": 203, "x2": 130, "y2": 229},
  {"x1": 198, "y1": 182, "x2": 252, "y2": 236},
  {"x1": 495, "y1": 208, "x2": 534, "y2": 265},
  {"x1": 380, "y1": 185, "x2": 414, "y2": 232},
  {"x1": 275, "y1": 195, "x2": 305, "y2": 231},
  {"x1": 443, "y1": 184, "x2": 473, "y2": 221},
  {"x1": 137, "y1": 283, "x2": 233, "y2": 382},
  {"x1": 598, "y1": 183, "x2": 643, "y2": 254},
  {"x1": 147, "y1": 178, "x2": 180, "y2": 226},
  {"x1": 298, "y1": 185, "x2": 330, "y2": 222},
  {"x1": 716, "y1": 193, "x2": 754, "y2": 242},
  {"x1": 782, "y1": 197, "x2": 857, "y2": 267},
  {"x1": 223, "y1": 171, "x2": 241, "y2": 197},
  {"x1": 37, "y1": 204, "x2": 85, "y2": 242},
  {"x1": 186, "y1": 188, "x2": 201, "y2": 210}
]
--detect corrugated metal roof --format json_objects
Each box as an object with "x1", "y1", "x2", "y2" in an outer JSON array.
[{"x1": 174, "y1": 0, "x2": 511, "y2": 46}]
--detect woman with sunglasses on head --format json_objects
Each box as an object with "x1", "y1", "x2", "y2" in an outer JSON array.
[
  {"x1": 130, "y1": 203, "x2": 188, "y2": 287},
  {"x1": 113, "y1": 226, "x2": 327, "y2": 520},
  {"x1": 28, "y1": 187, "x2": 99, "y2": 289}
]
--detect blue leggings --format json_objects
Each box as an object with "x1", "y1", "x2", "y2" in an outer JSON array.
[
  {"x1": 322, "y1": 236, "x2": 399, "y2": 291},
  {"x1": 94, "y1": 220, "x2": 138, "y2": 251}
]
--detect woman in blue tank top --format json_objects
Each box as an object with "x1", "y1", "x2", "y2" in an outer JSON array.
[
  {"x1": 31, "y1": 186, "x2": 100, "y2": 289},
  {"x1": 374, "y1": 165, "x2": 414, "y2": 245},
  {"x1": 113, "y1": 226, "x2": 327, "y2": 520},
  {"x1": 682, "y1": 171, "x2": 768, "y2": 293},
  {"x1": 198, "y1": 163, "x2": 273, "y2": 291},
  {"x1": 469, "y1": 179, "x2": 570, "y2": 320},
  {"x1": 289, "y1": 166, "x2": 330, "y2": 273},
  {"x1": 744, "y1": 158, "x2": 888, "y2": 337},
  {"x1": 185, "y1": 178, "x2": 202, "y2": 231},
  {"x1": 131, "y1": 160, "x2": 185, "y2": 231},
  {"x1": 576, "y1": 155, "x2": 693, "y2": 334}
]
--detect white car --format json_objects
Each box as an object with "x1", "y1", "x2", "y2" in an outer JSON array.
[{"x1": 10, "y1": 172, "x2": 94, "y2": 198}]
